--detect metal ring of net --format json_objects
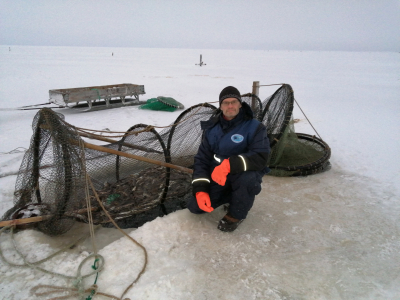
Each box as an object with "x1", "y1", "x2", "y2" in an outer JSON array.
[
  {"x1": 164, "y1": 103, "x2": 217, "y2": 167},
  {"x1": 268, "y1": 133, "x2": 331, "y2": 176},
  {"x1": 115, "y1": 123, "x2": 168, "y2": 182}
]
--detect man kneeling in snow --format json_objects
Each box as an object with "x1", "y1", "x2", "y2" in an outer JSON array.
[{"x1": 187, "y1": 86, "x2": 270, "y2": 232}]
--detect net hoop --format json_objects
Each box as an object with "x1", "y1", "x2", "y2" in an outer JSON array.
[
  {"x1": 269, "y1": 133, "x2": 331, "y2": 171},
  {"x1": 116, "y1": 124, "x2": 169, "y2": 181},
  {"x1": 260, "y1": 84, "x2": 294, "y2": 148},
  {"x1": 166, "y1": 103, "x2": 217, "y2": 166},
  {"x1": 241, "y1": 93, "x2": 263, "y2": 121}
]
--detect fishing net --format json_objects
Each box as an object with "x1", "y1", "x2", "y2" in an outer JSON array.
[
  {"x1": 2, "y1": 110, "x2": 86, "y2": 235},
  {"x1": 267, "y1": 119, "x2": 331, "y2": 176},
  {"x1": 258, "y1": 85, "x2": 294, "y2": 147},
  {"x1": 241, "y1": 93, "x2": 263, "y2": 120},
  {"x1": 1, "y1": 84, "x2": 330, "y2": 235},
  {"x1": 259, "y1": 85, "x2": 330, "y2": 175},
  {"x1": 139, "y1": 96, "x2": 184, "y2": 112},
  {"x1": 1, "y1": 104, "x2": 216, "y2": 234},
  {"x1": 242, "y1": 85, "x2": 330, "y2": 175}
]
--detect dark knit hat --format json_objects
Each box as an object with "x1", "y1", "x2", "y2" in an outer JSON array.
[{"x1": 219, "y1": 86, "x2": 242, "y2": 106}]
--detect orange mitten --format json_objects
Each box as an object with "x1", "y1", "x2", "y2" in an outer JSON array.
[
  {"x1": 211, "y1": 159, "x2": 230, "y2": 186},
  {"x1": 196, "y1": 192, "x2": 214, "y2": 213}
]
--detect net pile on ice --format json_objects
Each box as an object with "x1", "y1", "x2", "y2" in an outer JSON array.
[
  {"x1": 1, "y1": 84, "x2": 330, "y2": 235},
  {"x1": 139, "y1": 96, "x2": 184, "y2": 112}
]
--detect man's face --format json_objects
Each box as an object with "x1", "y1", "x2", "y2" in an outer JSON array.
[{"x1": 221, "y1": 97, "x2": 242, "y2": 120}]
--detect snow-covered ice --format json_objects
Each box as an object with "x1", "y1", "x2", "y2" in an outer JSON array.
[{"x1": 0, "y1": 46, "x2": 399, "y2": 299}]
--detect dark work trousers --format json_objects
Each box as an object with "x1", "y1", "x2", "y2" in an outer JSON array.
[{"x1": 187, "y1": 170, "x2": 264, "y2": 220}]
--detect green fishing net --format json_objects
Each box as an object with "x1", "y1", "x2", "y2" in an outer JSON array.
[{"x1": 139, "y1": 97, "x2": 184, "y2": 112}]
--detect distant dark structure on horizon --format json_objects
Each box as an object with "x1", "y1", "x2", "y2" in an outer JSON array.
[{"x1": 195, "y1": 54, "x2": 206, "y2": 66}]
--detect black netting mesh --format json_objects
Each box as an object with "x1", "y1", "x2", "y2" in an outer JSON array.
[
  {"x1": 241, "y1": 93, "x2": 263, "y2": 121},
  {"x1": 2, "y1": 84, "x2": 331, "y2": 235},
  {"x1": 259, "y1": 84, "x2": 294, "y2": 147},
  {"x1": 3, "y1": 109, "x2": 86, "y2": 235}
]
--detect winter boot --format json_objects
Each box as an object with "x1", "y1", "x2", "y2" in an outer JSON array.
[{"x1": 218, "y1": 213, "x2": 243, "y2": 232}]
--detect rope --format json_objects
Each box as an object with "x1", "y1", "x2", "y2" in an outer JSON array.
[
  {"x1": 0, "y1": 226, "x2": 101, "y2": 276},
  {"x1": 76, "y1": 129, "x2": 148, "y2": 299},
  {"x1": 0, "y1": 147, "x2": 27, "y2": 154},
  {"x1": 59, "y1": 101, "x2": 217, "y2": 139},
  {"x1": 0, "y1": 217, "x2": 126, "y2": 300},
  {"x1": 27, "y1": 171, "x2": 148, "y2": 300},
  {"x1": 258, "y1": 83, "x2": 286, "y2": 86},
  {"x1": 31, "y1": 284, "x2": 123, "y2": 300},
  {"x1": 79, "y1": 137, "x2": 100, "y2": 299},
  {"x1": 293, "y1": 98, "x2": 323, "y2": 140},
  {"x1": 87, "y1": 174, "x2": 148, "y2": 300},
  {"x1": 257, "y1": 83, "x2": 323, "y2": 140},
  {"x1": 0, "y1": 225, "x2": 107, "y2": 300}
]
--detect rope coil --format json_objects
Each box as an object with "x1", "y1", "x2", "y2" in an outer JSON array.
[{"x1": 0, "y1": 135, "x2": 147, "y2": 299}]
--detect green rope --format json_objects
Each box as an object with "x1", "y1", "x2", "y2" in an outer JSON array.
[
  {"x1": 85, "y1": 258, "x2": 100, "y2": 300},
  {"x1": 0, "y1": 225, "x2": 105, "y2": 299},
  {"x1": 75, "y1": 254, "x2": 105, "y2": 299}
]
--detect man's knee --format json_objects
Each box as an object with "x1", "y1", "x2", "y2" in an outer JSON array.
[
  {"x1": 231, "y1": 171, "x2": 263, "y2": 196},
  {"x1": 187, "y1": 196, "x2": 206, "y2": 214}
]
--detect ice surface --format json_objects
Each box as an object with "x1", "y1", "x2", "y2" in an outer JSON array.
[{"x1": 0, "y1": 46, "x2": 399, "y2": 299}]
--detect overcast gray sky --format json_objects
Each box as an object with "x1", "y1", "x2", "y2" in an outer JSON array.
[{"x1": 1, "y1": 0, "x2": 399, "y2": 51}]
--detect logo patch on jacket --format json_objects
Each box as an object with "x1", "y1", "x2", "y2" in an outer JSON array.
[{"x1": 231, "y1": 134, "x2": 244, "y2": 143}]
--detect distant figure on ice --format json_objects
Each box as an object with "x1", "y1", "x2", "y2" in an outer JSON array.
[
  {"x1": 187, "y1": 86, "x2": 271, "y2": 232},
  {"x1": 112, "y1": 52, "x2": 113, "y2": 56},
  {"x1": 195, "y1": 54, "x2": 206, "y2": 66}
]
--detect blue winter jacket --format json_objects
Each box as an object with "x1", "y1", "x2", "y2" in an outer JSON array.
[{"x1": 192, "y1": 102, "x2": 270, "y2": 195}]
